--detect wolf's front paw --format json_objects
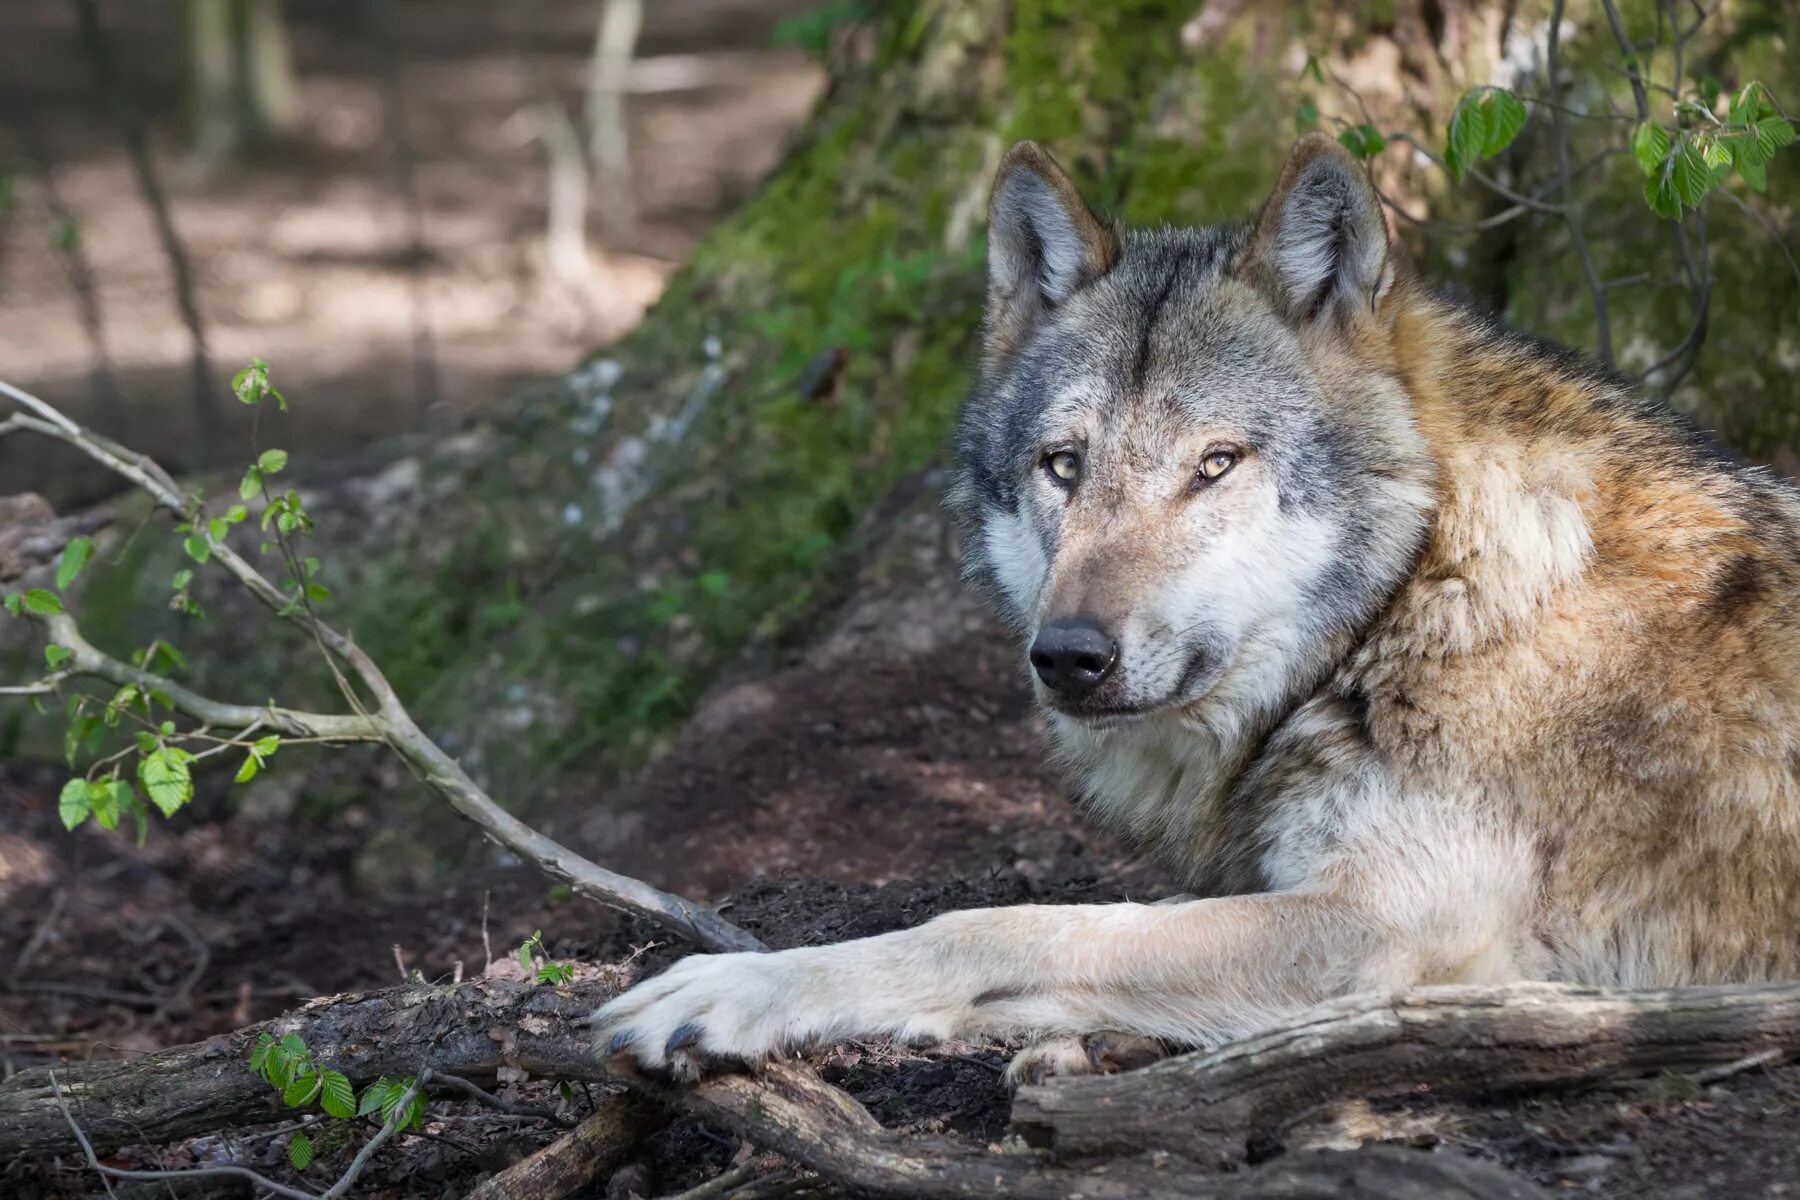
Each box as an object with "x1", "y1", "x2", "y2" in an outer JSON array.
[
  {"x1": 591, "y1": 950, "x2": 817, "y2": 1082},
  {"x1": 1003, "y1": 1031, "x2": 1168, "y2": 1090}
]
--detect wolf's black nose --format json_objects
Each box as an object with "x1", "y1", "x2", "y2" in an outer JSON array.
[{"x1": 1030, "y1": 617, "x2": 1118, "y2": 695}]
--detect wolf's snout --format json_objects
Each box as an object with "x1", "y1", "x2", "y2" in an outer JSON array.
[{"x1": 1030, "y1": 617, "x2": 1119, "y2": 695}]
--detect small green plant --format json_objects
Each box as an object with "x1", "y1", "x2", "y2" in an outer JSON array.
[
  {"x1": 518, "y1": 930, "x2": 576, "y2": 985},
  {"x1": 249, "y1": 1033, "x2": 425, "y2": 1170}
]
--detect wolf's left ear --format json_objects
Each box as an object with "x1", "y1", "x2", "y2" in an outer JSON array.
[
  {"x1": 983, "y1": 141, "x2": 1119, "y2": 367},
  {"x1": 1239, "y1": 134, "x2": 1393, "y2": 328}
]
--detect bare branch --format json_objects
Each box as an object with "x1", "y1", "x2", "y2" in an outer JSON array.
[
  {"x1": 1, "y1": 379, "x2": 765, "y2": 955},
  {"x1": 1546, "y1": 0, "x2": 1614, "y2": 364}
]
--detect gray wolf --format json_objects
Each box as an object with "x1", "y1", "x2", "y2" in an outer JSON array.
[{"x1": 592, "y1": 133, "x2": 1800, "y2": 1085}]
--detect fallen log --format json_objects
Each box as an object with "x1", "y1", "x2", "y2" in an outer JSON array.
[
  {"x1": 464, "y1": 1095, "x2": 661, "y2": 1200},
  {"x1": 8, "y1": 977, "x2": 1798, "y2": 1198},
  {"x1": 0, "y1": 977, "x2": 615, "y2": 1160},
  {"x1": 1010, "y1": 980, "x2": 1800, "y2": 1165},
  {"x1": 632, "y1": 1060, "x2": 1548, "y2": 1199}
]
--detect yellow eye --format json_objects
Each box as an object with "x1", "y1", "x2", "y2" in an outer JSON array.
[
  {"x1": 1199, "y1": 450, "x2": 1237, "y2": 481},
  {"x1": 1045, "y1": 450, "x2": 1081, "y2": 484}
]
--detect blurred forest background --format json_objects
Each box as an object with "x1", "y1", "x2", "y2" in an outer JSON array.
[{"x1": 2, "y1": 1, "x2": 1799, "y2": 1196}]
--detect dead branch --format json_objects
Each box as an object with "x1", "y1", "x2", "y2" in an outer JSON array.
[
  {"x1": 0, "y1": 977, "x2": 615, "y2": 1160},
  {"x1": 1010, "y1": 980, "x2": 1800, "y2": 1165},
  {"x1": 639, "y1": 1061, "x2": 1547, "y2": 1199},
  {"x1": 0, "y1": 380, "x2": 764, "y2": 956},
  {"x1": 465, "y1": 1096, "x2": 661, "y2": 1200}
]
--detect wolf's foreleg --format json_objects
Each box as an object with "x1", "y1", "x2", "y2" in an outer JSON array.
[{"x1": 590, "y1": 889, "x2": 1456, "y2": 1078}]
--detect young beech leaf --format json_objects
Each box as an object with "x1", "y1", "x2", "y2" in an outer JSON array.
[
  {"x1": 88, "y1": 779, "x2": 120, "y2": 831},
  {"x1": 56, "y1": 537, "x2": 93, "y2": 590},
  {"x1": 288, "y1": 1131, "x2": 313, "y2": 1171},
  {"x1": 23, "y1": 589, "x2": 63, "y2": 616},
  {"x1": 283, "y1": 1070, "x2": 322, "y2": 1108},
  {"x1": 240, "y1": 466, "x2": 263, "y2": 501},
  {"x1": 183, "y1": 535, "x2": 210, "y2": 565},
  {"x1": 45, "y1": 644, "x2": 71, "y2": 670},
  {"x1": 258, "y1": 449, "x2": 288, "y2": 474},
  {"x1": 319, "y1": 1069, "x2": 356, "y2": 1119},
  {"x1": 1632, "y1": 122, "x2": 1671, "y2": 174},
  {"x1": 139, "y1": 748, "x2": 194, "y2": 816},
  {"x1": 1479, "y1": 89, "x2": 1527, "y2": 156},
  {"x1": 235, "y1": 754, "x2": 260, "y2": 784},
  {"x1": 58, "y1": 778, "x2": 91, "y2": 830}
]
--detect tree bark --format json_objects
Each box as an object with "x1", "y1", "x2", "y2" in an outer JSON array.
[{"x1": 1010, "y1": 981, "x2": 1800, "y2": 1165}]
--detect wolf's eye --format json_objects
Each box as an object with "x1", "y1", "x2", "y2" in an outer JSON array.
[
  {"x1": 1198, "y1": 450, "x2": 1237, "y2": 482},
  {"x1": 1044, "y1": 450, "x2": 1081, "y2": 485}
]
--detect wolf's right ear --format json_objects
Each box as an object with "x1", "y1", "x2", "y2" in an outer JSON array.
[
  {"x1": 983, "y1": 141, "x2": 1119, "y2": 368},
  {"x1": 1238, "y1": 134, "x2": 1393, "y2": 330}
]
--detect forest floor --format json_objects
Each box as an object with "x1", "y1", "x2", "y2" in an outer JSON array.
[{"x1": 5, "y1": 490, "x2": 1800, "y2": 1196}]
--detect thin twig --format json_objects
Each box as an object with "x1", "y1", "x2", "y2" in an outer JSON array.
[
  {"x1": 51, "y1": 1071, "x2": 315, "y2": 1200},
  {"x1": 430, "y1": 1070, "x2": 578, "y2": 1128},
  {"x1": 1546, "y1": 0, "x2": 1613, "y2": 364}
]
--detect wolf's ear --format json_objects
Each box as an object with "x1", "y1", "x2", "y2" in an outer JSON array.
[
  {"x1": 1238, "y1": 134, "x2": 1393, "y2": 328},
  {"x1": 983, "y1": 141, "x2": 1119, "y2": 367}
]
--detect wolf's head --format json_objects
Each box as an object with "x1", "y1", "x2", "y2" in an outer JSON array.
[{"x1": 951, "y1": 135, "x2": 1435, "y2": 732}]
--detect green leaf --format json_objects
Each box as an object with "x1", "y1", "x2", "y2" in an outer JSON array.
[
  {"x1": 172, "y1": 569, "x2": 194, "y2": 590},
  {"x1": 1632, "y1": 122, "x2": 1671, "y2": 175},
  {"x1": 235, "y1": 754, "x2": 260, "y2": 784},
  {"x1": 1644, "y1": 160, "x2": 1683, "y2": 218},
  {"x1": 258, "y1": 449, "x2": 289, "y2": 475},
  {"x1": 139, "y1": 748, "x2": 194, "y2": 817},
  {"x1": 1301, "y1": 53, "x2": 1325, "y2": 85},
  {"x1": 1445, "y1": 93, "x2": 1488, "y2": 181},
  {"x1": 23, "y1": 589, "x2": 63, "y2": 616},
  {"x1": 518, "y1": 941, "x2": 534, "y2": 972},
  {"x1": 319, "y1": 1069, "x2": 356, "y2": 1119},
  {"x1": 283, "y1": 1070, "x2": 322, "y2": 1108},
  {"x1": 1673, "y1": 139, "x2": 1713, "y2": 207},
  {"x1": 208, "y1": 517, "x2": 229, "y2": 543},
  {"x1": 240, "y1": 466, "x2": 264, "y2": 501},
  {"x1": 253, "y1": 734, "x2": 281, "y2": 757},
  {"x1": 225, "y1": 504, "x2": 248, "y2": 524},
  {"x1": 88, "y1": 780, "x2": 120, "y2": 831},
  {"x1": 1738, "y1": 153, "x2": 1768, "y2": 193},
  {"x1": 250, "y1": 1032, "x2": 275, "y2": 1074},
  {"x1": 1755, "y1": 115, "x2": 1795, "y2": 161},
  {"x1": 1478, "y1": 89, "x2": 1526, "y2": 157},
  {"x1": 59, "y1": 778, "x2": 91, "y2": 830},
  {"x1": 1294, "y1": 101, "x2": 1319, "y2": 132},
  {"x1": 56, "y1": 537, "x2": 94, "y2": 590},
  {"x1": 288, "y1": 1131, "x2": 314, "y2": 1171},
  {"x1": 358, "y1": 1079, "x2": 394, "y2": 1118},
  {"x1": 3, "y1": 593, "x2": 21, "y2": 616},
  {"x1": 183, "y1": 535, "x2": 211, "y2": 565},
  {"x1": 379, "y1": 1078, "x2": 417, "y2": 1126},
  {"x1": 232, "y1": 359, "x2": 267, "y2": 405},
  {"x1": 45, "y1": 644, "x2": 71, "y2": 670}
]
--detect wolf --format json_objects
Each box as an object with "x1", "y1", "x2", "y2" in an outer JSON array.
[{"x1": 591, "y1": 133, "x2": 1800, "y2": 1086}]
